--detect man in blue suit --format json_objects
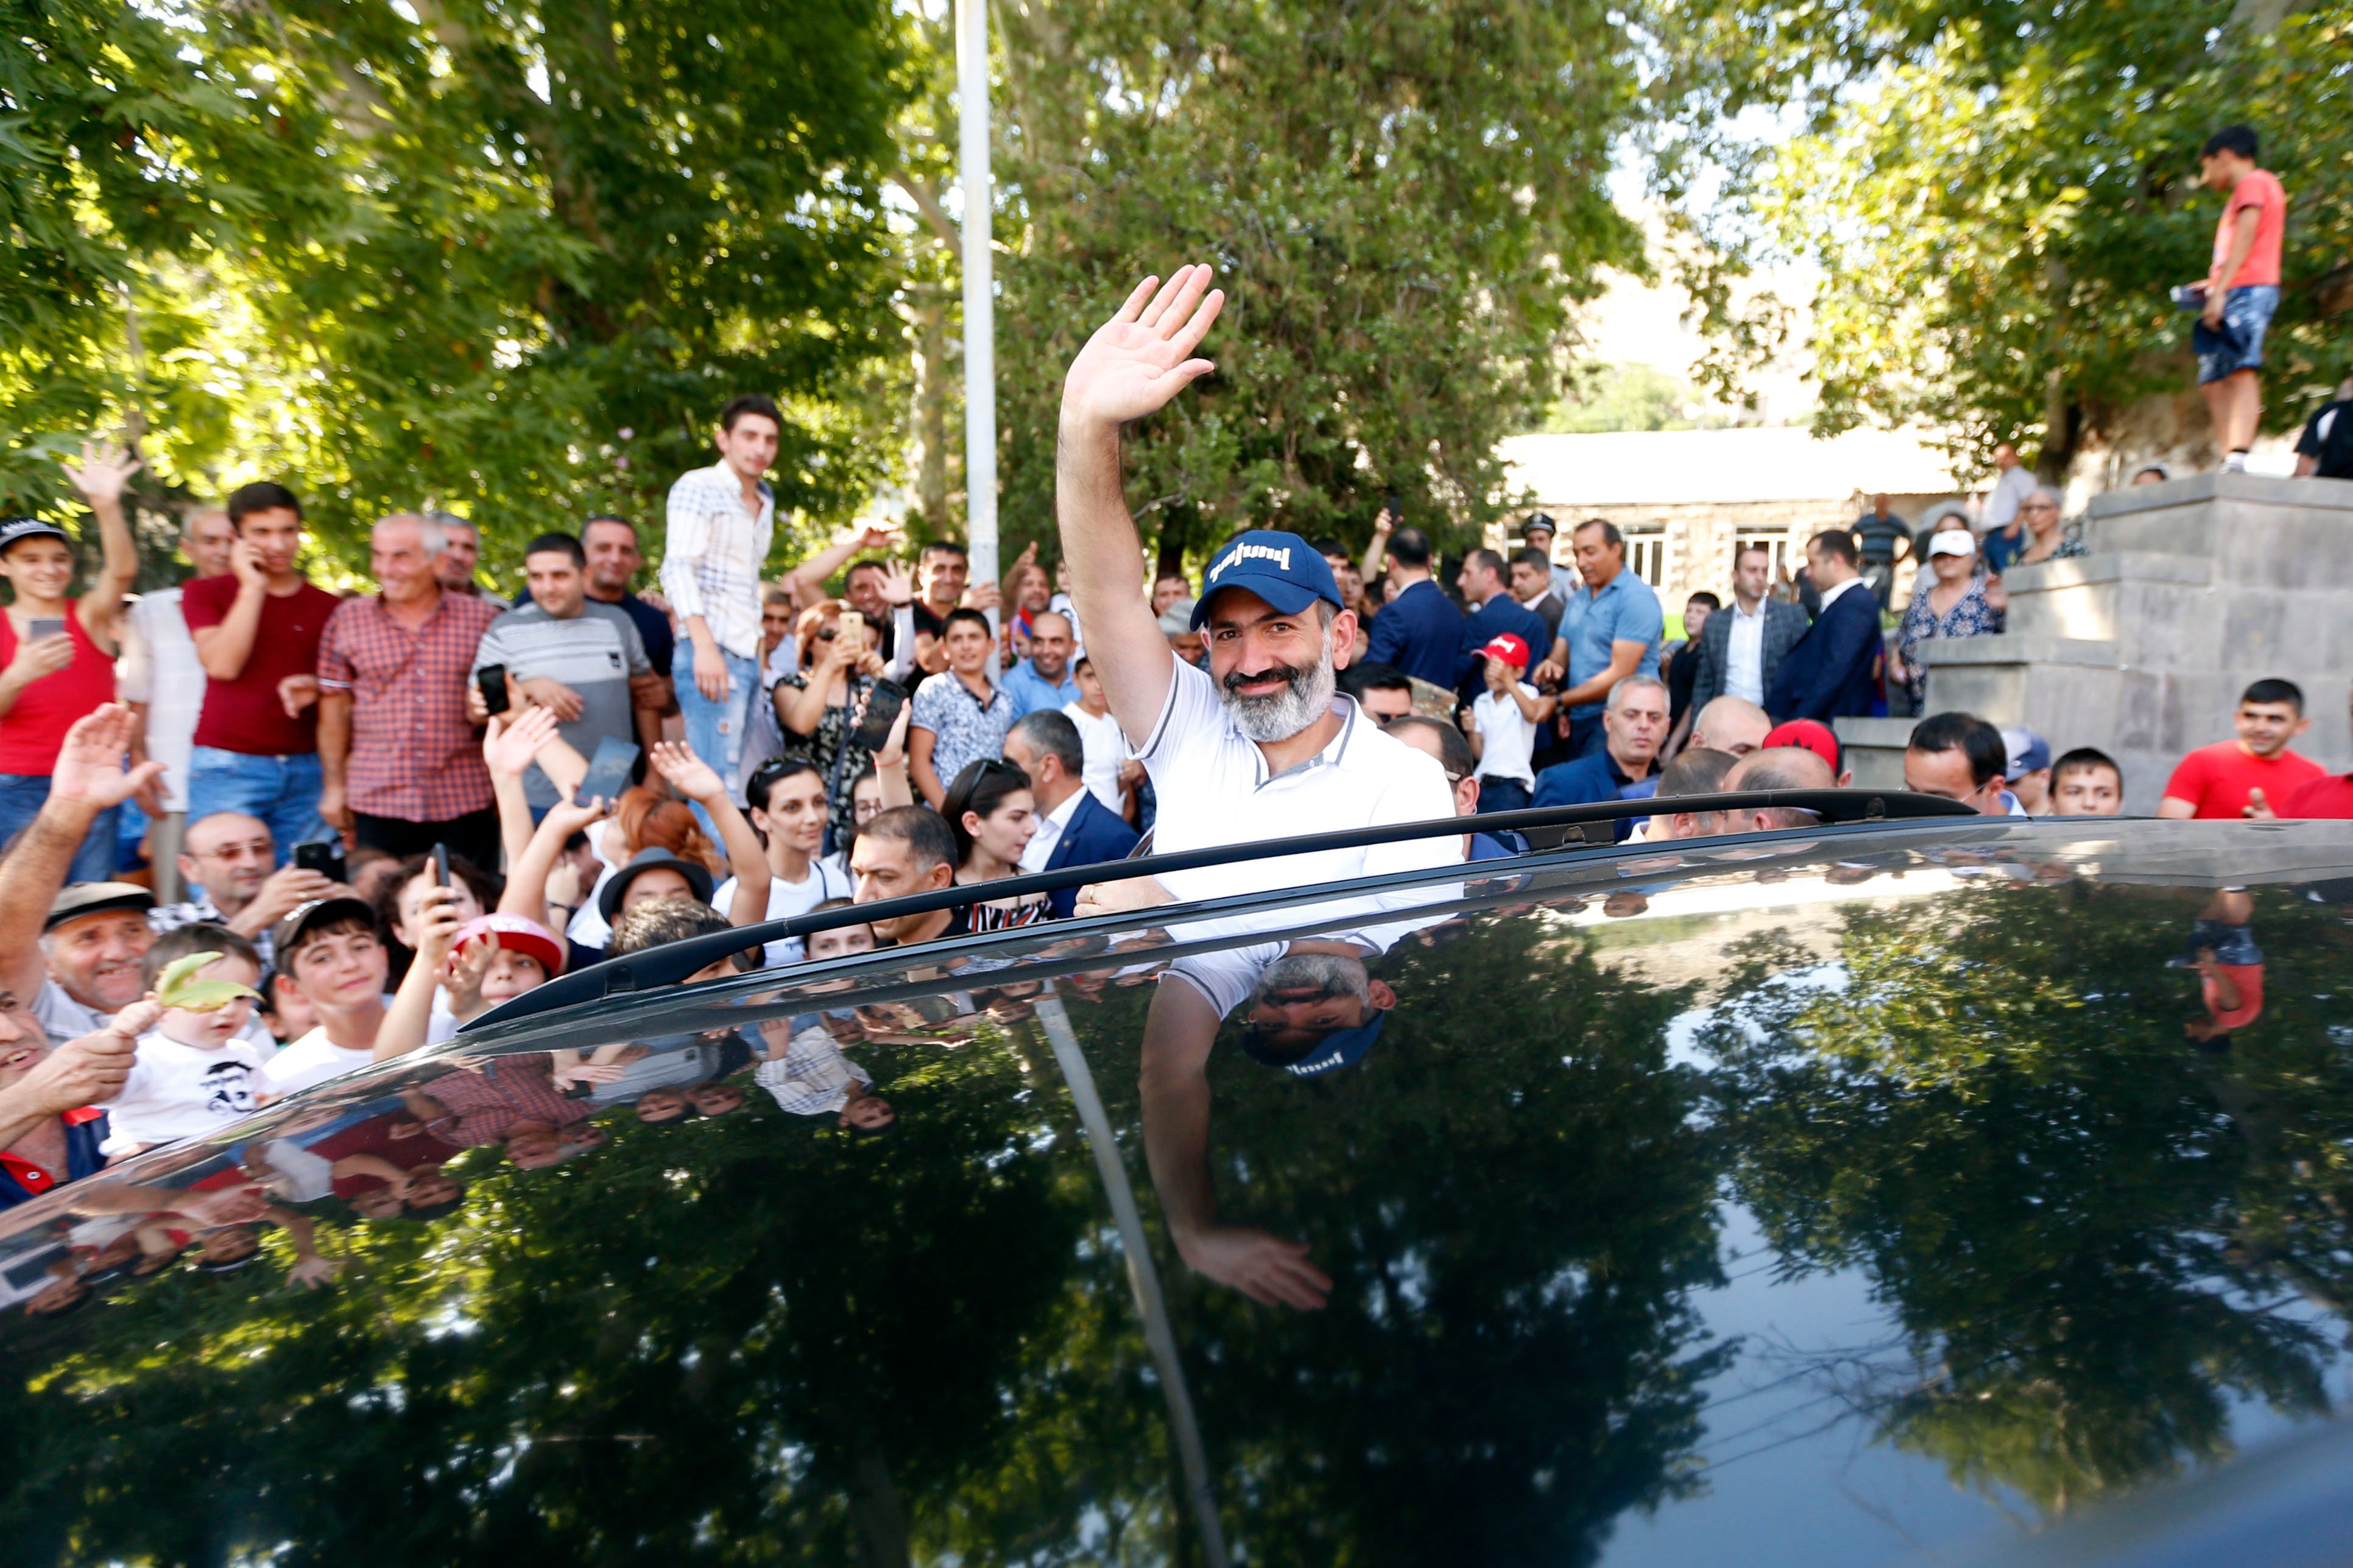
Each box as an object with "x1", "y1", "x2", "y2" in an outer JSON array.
[
  {"x1": 1003, "y1": 709, "x2": 1140, "y2": 917},
  {"x1": 1453, "y1": 547, "x2": 1551, "y2": 692},
  {"x1": 1765, "y1": 530, "x2": 1882, "y2": 723},
  {"x1": 1363, "y1": 524, "x2": 1463, "y2": 687}
]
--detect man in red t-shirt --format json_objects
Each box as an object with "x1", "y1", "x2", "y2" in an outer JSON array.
[
  {"x1": 2181, "y1": 124, "x2": 2287, "y2": 472},
  {"x1": 2157, "y1": 678, "x2": 2320, "y2": 820},
  {"x1": 182, "y1": 482, "x2": 347, "y2": 865},
  {"x1": 2274, "y1": 680, "x2": 2353, "y2": 819}
]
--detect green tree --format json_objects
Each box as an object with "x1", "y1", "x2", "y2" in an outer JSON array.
[
  {"x1": 984, "y1": 0, "x2": 1650, "y2": 572},
  {"x1": 1545, "y1": 362, "x2": 1698, "y2": 434},
  {"x1": 1728, "y1": 1, "x2": 2353, "y2": 476},
  {"x1": 2, "y1": 0, "x2": 917, "y2": 576},
  {"x1": 1704, "y1": 881, "x2": 2353, "y2": 1514}
]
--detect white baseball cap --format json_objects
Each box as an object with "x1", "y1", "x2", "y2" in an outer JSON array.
[{"x1": 1927, "y1": 529, "x2": 1977, "y2": 558}]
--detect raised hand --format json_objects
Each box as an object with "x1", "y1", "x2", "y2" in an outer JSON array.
[
  {"x1": 1060, "y1": 265, "x2": 1226, "y2": 432},
  {"x1": 649, "y1": 739, "x2": 725, "y2": 804},
  {"x1": 51, "y1": 703, "x2": 165, "y2": 812},
  {"x1": 878, "y1": 560, "x2": 915, "y2": 606},
  {"x1": 60, "y1": 441, "x2": 143, "y2": 505},
  {"x1": 230, "y1": 536, "x2": 268, "y2": 592},
  {"x1": 854, "y1": 519, "x2": 903, "y2": 552},
  {"x1": 542, "y1": 786, "x2": 613, "y2": 837},
  {"x1": 483, "y1": 706, "x2": 560, "y2": 781}
]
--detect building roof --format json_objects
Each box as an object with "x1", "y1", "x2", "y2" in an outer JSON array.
[{"x1": 1500, "y1": 426, "x2": 1961, "y2": 508}]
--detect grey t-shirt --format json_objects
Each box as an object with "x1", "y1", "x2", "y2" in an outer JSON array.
[{"x1": 471, "y1": 600, "x2": 652, "y2": 806}]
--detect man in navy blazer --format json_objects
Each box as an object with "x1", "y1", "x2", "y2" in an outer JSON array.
[
  {"x1": 1453, "y1": 547, "x2": 1552, "y2": 692},
  {"x1": 1003, "y1": 710, "x2": 1140, "y2": 916},
  {"x1": 1362, "y1": 524, "x2": 1464, "y2": 687},
  {"x1": 1765, "y1": 530, "x2": 1883, "y2": 723}
]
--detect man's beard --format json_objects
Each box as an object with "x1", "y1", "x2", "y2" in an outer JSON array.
[
  {"x1": 1216, "y1": 624, "x2": 1337, "y2": 743},
  {"x1": 1253, "y1": 951, "x2": 1371, "y2": 1013}
]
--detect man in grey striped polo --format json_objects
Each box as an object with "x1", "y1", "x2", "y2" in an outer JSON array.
[{"x1": 467, "y1": 532, "x2": 660, "y2": 813}]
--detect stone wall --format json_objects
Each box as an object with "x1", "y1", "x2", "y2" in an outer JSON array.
[{"x1": 1893, "y1": 472, "x2": 2353, "y2": 813}]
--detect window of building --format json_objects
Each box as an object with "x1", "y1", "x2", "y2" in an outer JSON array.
[
  {"x1": 1735, "y1": 533, "x2": 1791, "y2": 583},
  {"x1": 1626, "y1": 527, "x2": 1667, "y2": 586}
]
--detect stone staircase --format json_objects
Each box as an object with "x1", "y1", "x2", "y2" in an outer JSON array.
[{"x1": 1835, "y1": 471, "x2": 2353, "y2": 812}]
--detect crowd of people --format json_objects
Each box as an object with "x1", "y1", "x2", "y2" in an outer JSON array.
[{"x1": 0, "y1": 264, "x2": 2349, "y2": 1248}]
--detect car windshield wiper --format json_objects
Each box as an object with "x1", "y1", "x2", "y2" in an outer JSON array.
[{"x1": 469, "y1": 787, "x2": 1975, "y2": 1027}]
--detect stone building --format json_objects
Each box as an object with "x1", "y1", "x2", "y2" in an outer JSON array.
[{"x1": 1497, "y1": 426, "x2": 1968, "y2": 608}]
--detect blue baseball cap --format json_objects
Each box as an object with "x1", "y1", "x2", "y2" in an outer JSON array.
[
  {"x1": 1193, "y1": 529, "x2": 1342, "y2": 630},
  {"x1": 1236, "y1": 1009, "x2": 1388, "y2": 1077}
]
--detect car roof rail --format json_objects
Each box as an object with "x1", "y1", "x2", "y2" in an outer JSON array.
[{"x1": 468, "y1": 787, "x2": 1976, "y2": 1028}]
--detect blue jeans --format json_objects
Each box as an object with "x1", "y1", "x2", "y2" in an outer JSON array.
[
  {"x1": 672, "y1": 641, "x2": 760, "y2": 838},
  {"x1": 0, "y1": 775, "x2": 116, "y2": 884},
  {"x1": 2194, "y1": 284, "x2": 2279, "y2": 384},
  {"x1": 185, "y1": 747, "x2": 328, "y2": 866}
]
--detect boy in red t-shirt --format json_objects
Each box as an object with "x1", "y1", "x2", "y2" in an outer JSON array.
[
  {"x1": 2182, "y1": 124, "x2": 2287, "y2": 471},
  {"x1": 2157, "y1": 678, "x2": 2320, "y2": 820},
  {"x1": 182, "y1": 481, "x2": 347, "y2": 864}
]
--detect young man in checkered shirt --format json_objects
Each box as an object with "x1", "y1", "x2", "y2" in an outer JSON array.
[{"x1": 661, "y1": 395, "x2": 782, "y2": 836}]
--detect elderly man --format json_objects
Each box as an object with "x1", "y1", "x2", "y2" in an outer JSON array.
[
  {"x1": 317, "y1": 514, "x2": 502, "y2": 868},
  {"x1": 1531, "y1": 674, "x2": 1671, "y2": 840},
  {"x1": 1533, "y1": 519, "x2": 1665, "y2": 760},
  {"x1": 1001, "y1": 609, "x2": 1082, "y2": 718},
  {"x1": 150, "y1": 811, "x2": 344, "y2": 968},
  {"x1": 119, "y1": 506, "x2": 236, "y2": 901},
  {"x1": 1685, "y1": 695, "x2": 1773, "y2": 759},
  {"x1": 1717, "y1": 745, "x2": 1839, "y2": 832},
  {"x1": 429, "y1": 513, "x2": 511, "y2": 607},
  {"x1": 0, "y1": 706, "x2": 168, "y2": 1044}
]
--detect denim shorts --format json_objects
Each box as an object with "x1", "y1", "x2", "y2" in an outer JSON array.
[{"x1": 2194, "y1": 284, "x2": 2279, "y2": 384}]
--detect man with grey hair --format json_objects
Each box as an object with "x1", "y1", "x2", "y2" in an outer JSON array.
[
  {"x1": 1001, "y1": 707, "x2": 1137, "y2": 915},
  {"x1": 118, "y1": 507, "x2": 236, "y2": 900},
  {"x1": 1531, "y1": 673, "x2": 1671, "y2": 840},
  {"x1": 428, "y1": 512, "x2": 512, "y2": 608},
  {"x1": 317, "y1": 512, "x2": 502, "y2": 867}
]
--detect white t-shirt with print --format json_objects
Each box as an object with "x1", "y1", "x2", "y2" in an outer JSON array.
[
  {"x1": 1471, "y1": 684, "x2": 1541, "y2": 787},
  {"x1": 101, "y1": 1030, "x2": 270, "y2": 1155}
]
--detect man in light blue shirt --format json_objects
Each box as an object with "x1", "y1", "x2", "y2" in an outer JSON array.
[
  {"x1": 1535, "y1": 518, "x2": 1663, "y2": 759},
  {"x1": 1000, "y1": 608, "x2": 1082, "y2": 719}
]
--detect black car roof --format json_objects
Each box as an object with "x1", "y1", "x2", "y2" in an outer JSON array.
[{"x1": 4, "y1": 814, "x2": 2352, "y2": 1567}]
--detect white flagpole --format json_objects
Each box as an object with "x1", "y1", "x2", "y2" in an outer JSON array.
[{"x1": 956, "y1": 0, "x2": 998, "y2": 616}]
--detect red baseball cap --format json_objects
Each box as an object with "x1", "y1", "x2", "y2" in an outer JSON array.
[
  {"x1": 454, "y1": 913, "x2": 566, "y2": 977},
  {"x1": 1762, "y1": 719, "x2": 1841, "y2": 774},
  {"x1": 1480, "y1": 633, "x2": 1531, "y2": 670}
]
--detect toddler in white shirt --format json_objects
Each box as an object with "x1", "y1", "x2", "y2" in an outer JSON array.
[{"x1": 102, "y1": 925, "x2": 268, "y2": 1158}]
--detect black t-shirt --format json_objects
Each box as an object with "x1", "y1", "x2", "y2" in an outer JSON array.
[{"x1": 2296, "y1": 399, "x2": 2353, "y2": 479}]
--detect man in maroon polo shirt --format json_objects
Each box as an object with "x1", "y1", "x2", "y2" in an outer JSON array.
[{"x1": 182, "y1": 481, "x2": 345, "y2": 862}]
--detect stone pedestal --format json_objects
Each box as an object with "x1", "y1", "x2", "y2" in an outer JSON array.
[{"x1": 1836, "y1": 473, "x2": 2353, "y2": 814}]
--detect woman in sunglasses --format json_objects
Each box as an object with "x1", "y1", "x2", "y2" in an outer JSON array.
[{"x1": 941, "y1": 757, "x2": 1054, "y2": 932}]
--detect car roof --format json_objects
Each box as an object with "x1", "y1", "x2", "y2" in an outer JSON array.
[{"x1": 4, "y1": 814, "x2": 2352, "y2": 1566}]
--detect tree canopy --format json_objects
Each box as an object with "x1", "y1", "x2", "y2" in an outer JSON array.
[{"x1": 1, "y1": 0, "x2": 914, "y2": 572}]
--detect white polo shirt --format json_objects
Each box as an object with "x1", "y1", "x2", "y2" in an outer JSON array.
[{"x1": 1135, "y1": 658, "x2": 1458, "y2": 925}]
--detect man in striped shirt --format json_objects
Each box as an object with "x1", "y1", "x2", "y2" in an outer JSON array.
[
  {"x1": 468, "y1": 532, "x2": 659, "y2": 812},
  {"x1": 662, "y1": 394, "x2": 781, "y2": 834}
]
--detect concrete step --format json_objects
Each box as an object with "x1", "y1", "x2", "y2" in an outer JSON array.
[
  {"x1": 1914, "y1": 634, "x2": 2119, "y2": 670},
  {"x1": 1832, "y1": 717, "x2": 1916, "y2": 791}
]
